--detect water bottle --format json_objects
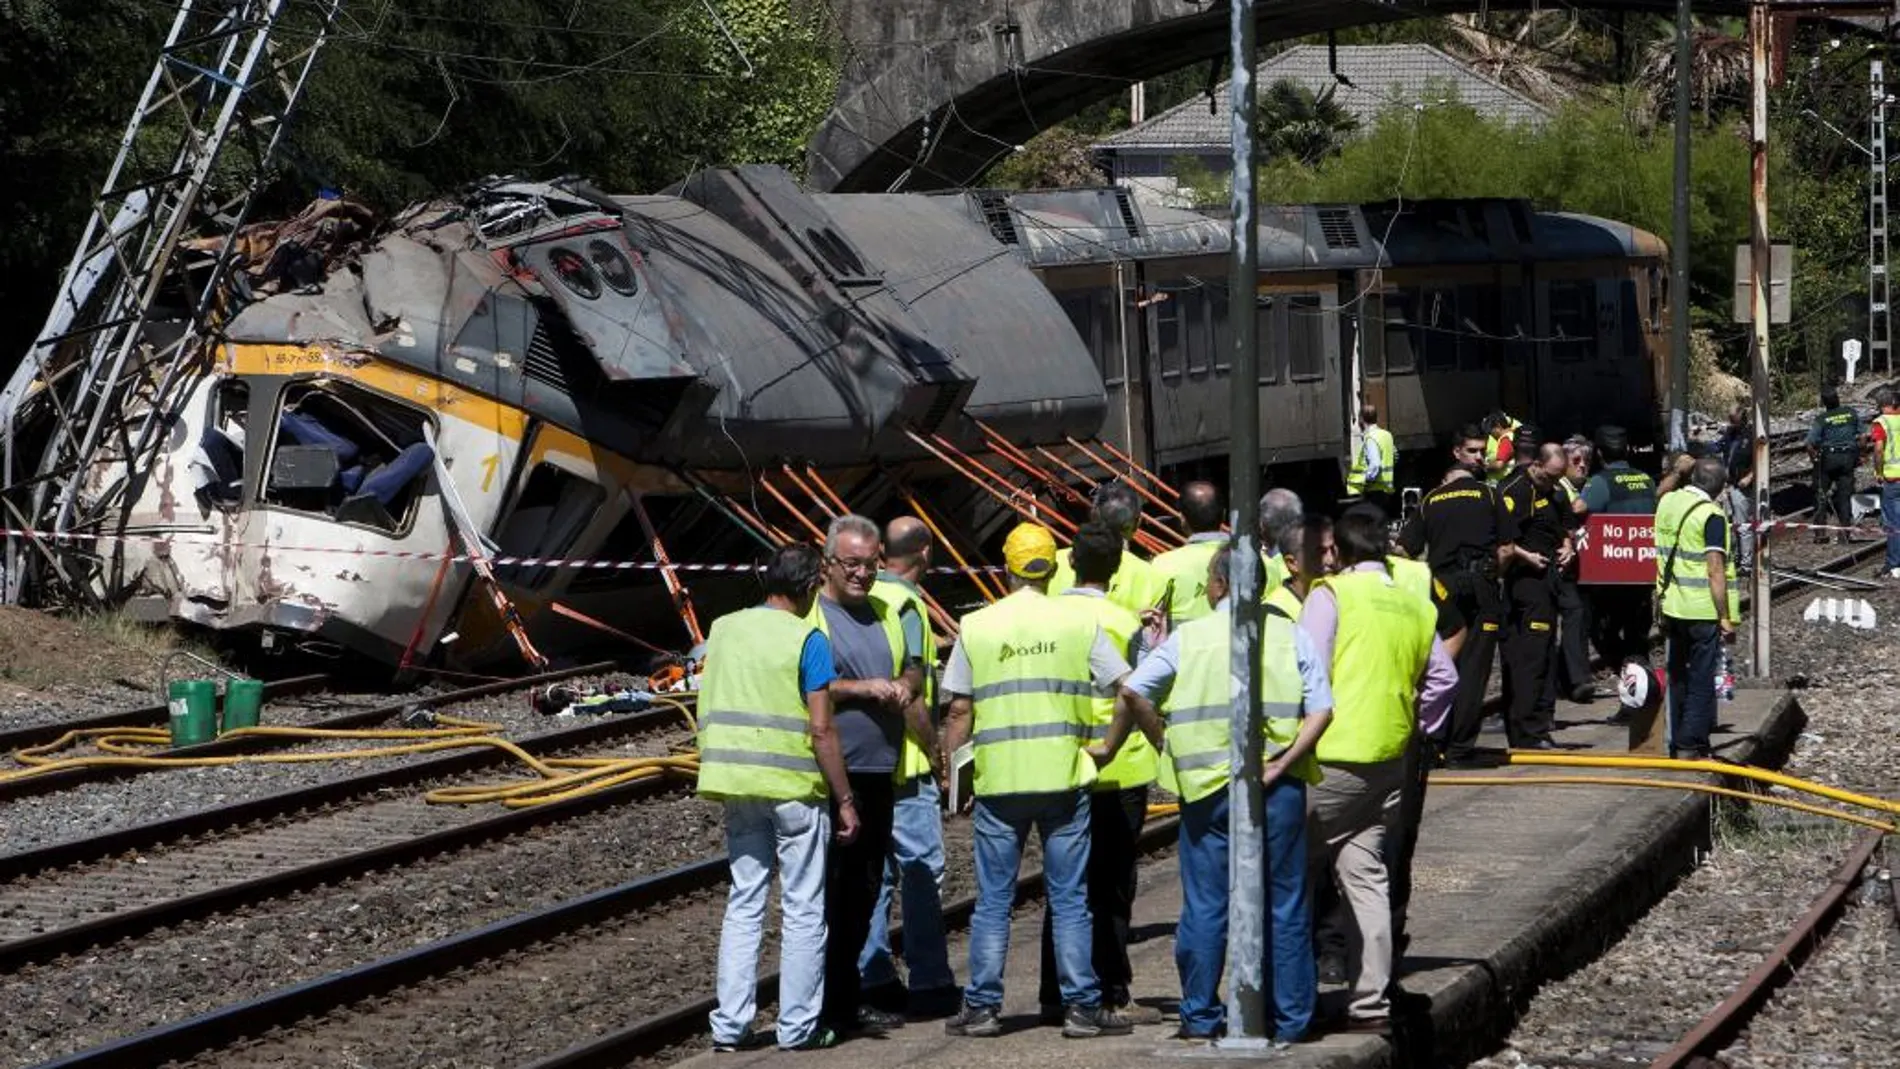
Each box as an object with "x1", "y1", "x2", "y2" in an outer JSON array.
[{"x1": 1715, "y1": 651, "x2": 1736, "y2": 702}]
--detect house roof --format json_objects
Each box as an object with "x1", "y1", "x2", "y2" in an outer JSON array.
[{"x1": 1094, "y1": 43, "x2": 1554, "y2": 153}]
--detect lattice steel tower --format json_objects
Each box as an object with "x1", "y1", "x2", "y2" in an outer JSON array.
[
  {"x1": 1871, "y1": 57, "x2": 1891, "y2": 376},
  {"x1": 0, "y1": 0, "x2": 337, "y2": 603}
]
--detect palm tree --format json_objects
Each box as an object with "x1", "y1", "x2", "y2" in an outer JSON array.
[
  {"x1": 1443, "y1": 11, "x2": 1588, "y2": 108},
  {"x1": 1639, "y1": 24, "x2": 1750, "y2": 119},
  {"x1": 1254, "y1": 79, "x2": 1358, "y2": 167}
]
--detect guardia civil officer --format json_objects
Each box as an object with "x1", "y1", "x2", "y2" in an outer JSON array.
[
  {"x1": 1580, "y1": 426, "x2": 1657, "y2": 670},
  {"x1": 701, "y1": 543, "x2": 859, "y2": 1053},
  {"x1": 1536, "y1": 438, "x2": 1594, "y2": 712},
  {"x1": 1653, "y1": 458, "x2": 1738, "y2": 759},
  {"x1": 1037, "y1": 522, "x2": 1163, "y2": 1025},
  {"x1": 1050, "y1": 481, "x2": 1170, "y2": 615},
  {"x1": 1347, "y1": 403, "x2": 1397, "y2": 518},
  {"x1": 859, "y1": 517, "x2": 957, "y2": 1017},
  {"x1": 1497, "y1": 440, "x2": 1571, "y2": 750},
  {"x1": 1119, "y1": 546, "x2": 1334, "y2": 1044},
  {"x1": 1300, "y1": 508, "x2": 1456, "y2": 1033},
  {"x1": 1398, "y1": 424, "x2": 1510, "y2": 767},
  {"x1": 1151, "y1": 481, "x2": 1226, "y2": 627},
  {"x1": 939, "y1": 523, "x2": 1136, "y2": 1039},
  {"x1": 1806, "y1": 387, "x2": 1862, "y2": 544}
]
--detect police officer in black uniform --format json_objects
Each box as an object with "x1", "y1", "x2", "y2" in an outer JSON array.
[
  {"x1": 1806, "y1": 387, "x2": 1862, "y2": 544},
  {"x1": 1498, "y1": 435, "x2": 1570, "y2": 750},
  {"x1": 1580, "y1": 425, "x2": 1657, "y2": 669},
  {"x1": 1399, "y1": 424, "x2": 1512, "y2": 767}
]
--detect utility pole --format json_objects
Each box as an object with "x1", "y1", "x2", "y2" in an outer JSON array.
[
  {"x1": 1871, "y1": 57, "x2": 1891, "y2": 375},
  {"x1": 1748, "y1": 1, "x2": 1773, "y2": 677},
  {"x1": 1221, "y1": 0, "x2": 1268, "y2": 1047},
  {"x1": 1670, "y1": 0, "x2": 1693, "y2": 451}
]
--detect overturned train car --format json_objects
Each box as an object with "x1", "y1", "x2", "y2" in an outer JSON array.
[{"x1": 9, "y1": 168, "x2": 1668, "y2": 670}]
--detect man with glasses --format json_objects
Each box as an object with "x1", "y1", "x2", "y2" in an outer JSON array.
[{"x1": 810, "y1": 514, "x2": 926, "y2": 1039}]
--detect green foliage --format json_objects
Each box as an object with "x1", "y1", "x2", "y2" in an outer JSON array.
[
  {"x1": 1255, "y1": 80, "x2": 1357, "y2": 167},
  {"x1": 985, "y1": 127, "x2": 1105, "y2": 190},
  {"x1": 0, "y1": 0, "x2": 839, "y2": 361}
]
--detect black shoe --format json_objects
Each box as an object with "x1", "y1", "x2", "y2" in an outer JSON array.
[
  {"x1": 1317, "y1": 953, "x2": 1347, "y2": 985},
  {"x1": 1062, "y1": 1004, "x2": 1134, "y2": 1038},
  {"x1": 713, "y1": 1028, "x2": 771, "y2": 1053},
  {"x1": 853, "y1": 1006, "x2": 905, "y2": 1033},
  {"x1": 944, "y1": 1003, "x2": 1002, "y2": 1038},
  {"x1": 1517, "y1": 737, "x2": 1561, "y2": 751},
  {"x1": 1569, "y1": 685, "x2": 1597, "y2": 704}
]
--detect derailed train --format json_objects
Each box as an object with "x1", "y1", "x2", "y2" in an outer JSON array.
[{"x1": 4, "y1": 165, "x2": 1667, "y2": 670}]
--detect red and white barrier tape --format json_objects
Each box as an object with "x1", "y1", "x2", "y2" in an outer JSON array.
[{"x1": 0, "y1": 527, "x2": 1010, "y2": 575}]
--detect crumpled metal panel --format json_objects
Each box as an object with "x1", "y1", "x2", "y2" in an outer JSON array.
[{"x1": 815, "y1": 192, "x2": 1105, "y2": 451}]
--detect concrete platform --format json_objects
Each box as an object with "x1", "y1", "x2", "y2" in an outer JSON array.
[{"x1": 683, "y1": 689, "x2": 1803, "y2": 1069}]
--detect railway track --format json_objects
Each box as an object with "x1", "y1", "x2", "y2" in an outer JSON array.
[
  {"x1": 32, "y1": 804, "x2": 1177, "y2": 1069},
  {"x1": 0, "y1": 662, "x2": 616, "y2": 804}
]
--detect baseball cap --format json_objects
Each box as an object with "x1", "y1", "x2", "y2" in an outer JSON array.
[{"x1": 1003, "y1": 522, "x2": 1058, "y2": 579}]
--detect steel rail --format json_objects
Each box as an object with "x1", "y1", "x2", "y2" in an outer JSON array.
[
  {"x1": 38, "y1": 816, "x2": 1182, "y2": 1069},
  {"x1": 0, "y1": 665, "x2": 669, "y2": 881},
  {"x1": 0, "y1": 660, "x2": 617, "y2": 802},
  {"x1": 1647, "y1": 828, "x2": 1885, "y2": 1069},
  {"x1": 0, "y1": 671, "x2": 327, "y2": 753},
  {"x1": 0, "y1": 727, "x2": 688, "y2": 972},
  {"x1": 517, "y1": 815, "x2": 1185, "y2": 1069}
]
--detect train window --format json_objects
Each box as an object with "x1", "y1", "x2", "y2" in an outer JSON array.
[
  {"x1": 1457, "y1": 286, "x2": 1503, "y2": 369},
  {"x1": 1549, "y1": 280, "x2": 1595, "y2": 363},
  {"x1": 1183, "y1": 289, "x2": 1213, "y2": 375},
  {"x1": 495, "y1": 462, "x2": 606, "y2": 589},
  {"x1": 1210, "y1": 285, "x2": 1231, "y2": 373},
  {"x1": 1096, "y1": 288, "x2": 1132, "y2": 385},
  {"x1": 1382, "y1": 290, "x2": 1417, "y2": 375},
  {"x1": 1257, "y1": 295, "x2": 1278, "y2": 385},
  {"x1": 1646, "y1": 267, "x2": 1665, "y2": 331},
  {"x1": 1286, "y1": 294, "x2": 1326, "y2": 382},
  {"x1": 263, "y1": 381, "x2": 434, "y2": 535},
  {"x1": 1156, "y1": 290, "x2": 1183, "y2": 381},
  {"x1": 194, "y1": 380, "x2": 250, "y2": 510}
]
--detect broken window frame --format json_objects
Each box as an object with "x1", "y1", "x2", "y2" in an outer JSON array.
[{"x1": 259, "y1": 377, "x2": 436, "y2": 537}]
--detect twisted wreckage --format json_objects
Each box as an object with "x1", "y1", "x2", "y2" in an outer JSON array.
[{"x1": 3, "y1": 163, "x2": 1672, "y2": 672}]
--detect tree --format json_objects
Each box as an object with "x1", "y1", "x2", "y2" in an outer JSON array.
[
  {"x1": 1255, "y1": 80, "x2": 1357, "y2": 167},
  {"x1": 1638, "y1": 23, "x2": 1750, "y2": 119},
  {"x1": 985, "y1": 127, "x2": 1105, "y2": 189},
  {"x1": 1442, "y1": 11, "x2": 1591, "y2": 107}
]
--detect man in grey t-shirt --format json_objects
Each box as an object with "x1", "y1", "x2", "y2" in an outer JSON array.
[{"x1": 815, "y1": 514, "x2": 924, "y2": 1037}]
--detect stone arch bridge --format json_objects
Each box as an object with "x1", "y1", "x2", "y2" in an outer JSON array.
[{"x1": 807, "y1": 0, "x2": 1896, "y2": 193}]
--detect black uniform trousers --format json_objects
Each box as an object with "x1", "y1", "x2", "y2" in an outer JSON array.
[
  {"x1": 1537, "y1": 571, "x2": 1592, "y2": 710},
  {"x1": 1501, "y1": 569, "x2": 1559, "y2": 747},
  {"x1": 1038, "y1": 783, "x2": 1148, "y2": 1009},
  {"x1": 825, "y1": 773, "x2": 897, "y2": 1030},
  {"x1": 1813, "y1": 450, "x2": 1859, "y2": 537},
  {"x1": 1438, "y1": 568, "x2": 1503, "y2": 759},
  {"x1": 1589, "y1": 584, "x2": 1654, "y2": 667},
  {"x1": 1387, "y1": 730, "x2": 1432, "y2": 950}
]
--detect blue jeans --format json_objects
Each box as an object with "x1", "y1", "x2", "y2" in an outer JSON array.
[
  {"x1": 860, "y1": 775, "x2": 954, "y2": 993},
  {"x1": 1176, "y1": 781, "x2": 1315, "y2": 1040},
  {"x1": 712, "y1": 798, "x2": 830, "y2": 1048},
  {"x1": 1665, "y1": 617, "x2": 1722, "y2": 756},
  {"x1": 966, "y1": 790, "x2": 1097, "y2": 1010},
  {"x1": 1883, "y1": 481, "x2": 1900, "y2": 569}
]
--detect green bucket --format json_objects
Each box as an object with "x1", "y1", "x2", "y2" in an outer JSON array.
[
  {"x1": 221, "y1": 678, "x2": 264, "y2": 734},
  {"x1": 167, "y1": 680, "x2": 217, "y2": 748}
]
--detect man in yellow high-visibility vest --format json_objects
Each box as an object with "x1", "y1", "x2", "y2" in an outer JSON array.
[
  {"x1": 1049, "y1": 482, "x2": 1169, "y2": 616},
  {"x1": 939, "y1": 523, "x2": 1138, "y2": 1040},
  {"x1": 1346, "y1": 403, "x2": 1397, "y2": 517},
  {"x1": 1118, "y1": 546, "x2": 1334, "y2": 1045},
  {"x1": 859, "y1": 516, "x2": 958, "y2": 1018},
  {"x1": 1300, "y1": 509, "x2": 1457, "y2": 1035},
  {"x1": 1150, "y1": 481, "x2": 1226, "y2": 627},
  {"x1": 700, "y1": 543, "x2": 859, "y2": 1052},
  {"x1": 1653, "y1": 457, "x2": 1739, "y2": 760},
  {"x1": 1872, "y1": 388, "x2": 1900, "y2": 576}
]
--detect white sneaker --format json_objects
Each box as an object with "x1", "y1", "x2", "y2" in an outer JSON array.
[{"x1": 1887, "y1": 567, "x2": 1900, "y2": 579}]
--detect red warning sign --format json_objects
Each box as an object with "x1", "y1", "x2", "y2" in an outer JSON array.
[{"x1": 1577, "y1": 515, "x2": 1658, "y2": 586}]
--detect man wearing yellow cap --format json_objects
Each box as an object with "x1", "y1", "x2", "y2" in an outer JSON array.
[{"x1": 939, "y1": 523, "x2": 1139, "y2": 1040}]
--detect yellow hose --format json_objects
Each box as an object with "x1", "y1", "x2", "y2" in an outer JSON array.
[
  {"x1": 1433, "y1": 772, "x2": 1898, "y2": 833},
  {"x1": 1502, "y1": 751, "x2": 1900, "y2": 816}
]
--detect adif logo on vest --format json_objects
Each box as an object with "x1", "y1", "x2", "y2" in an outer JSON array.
[{"x1": 997, "y1": 640, "x2": 1057, "y2": 662}]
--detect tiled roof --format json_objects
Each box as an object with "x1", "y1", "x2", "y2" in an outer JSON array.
[{"x1": 1095, "y1": 43, "x2": 1553, "y2": 151}]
